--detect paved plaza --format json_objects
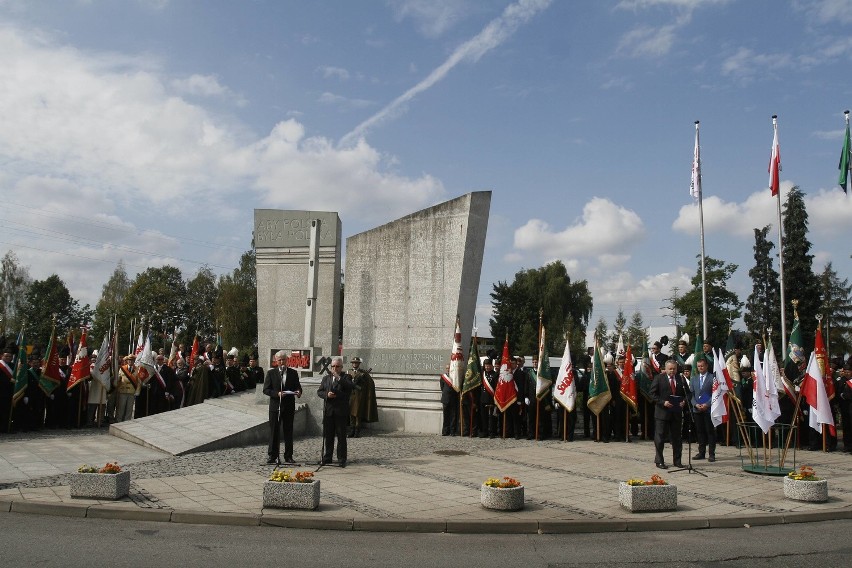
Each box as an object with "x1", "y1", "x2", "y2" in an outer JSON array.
[{"x1": 1, "y1": 423, "x2": 850, "y2": 532}]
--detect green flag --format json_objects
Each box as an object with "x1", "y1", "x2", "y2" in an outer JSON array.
[
  {"x1": 462, "y1": 335, "x2": 482, "y2": 394},
  {"x1": 39, "y1": 329, "x2": 62, "y2": 396},
  {"x1": 840, "y1": 115, "x2": 851, "y2": 193},
  {"x1": 785, "y1": 313, "x2": 806, "y2": 367},
  {"x1": 12, "y1": 335, "x2": 30, "y2": 406},
  {"x1": 691, "y1": 331, "x2": 704, "y2": 379},
  {"x1": 535, "y1": 327, "x2": 552, "y2": 399},
  {"x1": 587, "y1": 339, "x2": 611, "y2": 416}
]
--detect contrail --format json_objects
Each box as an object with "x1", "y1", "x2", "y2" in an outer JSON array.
[{"x1": 339, "y1": 0, "x2": 552, "y2": 147}]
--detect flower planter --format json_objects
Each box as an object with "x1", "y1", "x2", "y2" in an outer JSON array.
[
  {"x1": 481, "y1": 484, "x2": 524, "y2": 511},
  {"x1": 70, "y1": 470, "x2": 131, "y2": 500},
  {"x1": 263, "y1": 480, "x2": 320, "y2": 510},
  {"x1": 783, "y1": 477, "x2": 828, "y2": 503},
  {"x1": 618, "y1": 482, "x2": 677, "y2": 512}
]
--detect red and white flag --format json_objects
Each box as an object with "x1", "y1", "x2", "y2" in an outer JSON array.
[
  {"x1": 710, "y1": 348, "x2": 729, "y2": 427},
  {"x1": 494, "y1": 337, "x2": 517, "y2": 412},
  {"x1": 68, "y1": 328, "x2": 91, "y2": 391},
  {"x1": 769, "y1": 117, "x2": 781, "y2": 196},
  {"x1": 444, "y1": 317, "x2": 464, "y2": 392},
  {"x1": 801, "y1": 352, "x2": 836, "y2": 436},
  {"x1": 552, "y1": 335, "x2": 576, "y2": 411},
  {"x1": 619, "y1": 344, "x2": 638, "y2": 411}
]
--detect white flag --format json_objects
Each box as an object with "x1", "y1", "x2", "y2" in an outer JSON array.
[
  {"x1": 751, "y1": 345, "x2": 775, "y2": 434},
  {"x1": 91, "y1": 332, "x2": 113, "y2": 389},
  {"x1": 690, "y1": 122, "x2": 701, "y2": 200},
  {"x1": 710, "y1": 348, "x2": 729, "y2": 428},
  {"x1": 448, "y1": 318, "x2": 464, "y2": 392},
  {"x1": 552, "y1": 336, "x2": 576, "y2": 411}
]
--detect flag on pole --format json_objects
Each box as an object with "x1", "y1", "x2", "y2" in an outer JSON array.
[
  {"x1": 39, "y1": 328, "x2": 62, "y2": 396},
  {"x1": 535, "y1": 327, "x2": 553, "y2": 399},
  {"x1": 462, "y1": 334, "x2": 482, "y2": 394},
  {"x1": 12, "y1": 335, "x2": 30, "y2": 406},
  {"x1": 752, "y1": 344, "x2": 781, "y2": 434},
  {"x1": 587, "y1": 339, "x2": 612, "y2": 416},
  {"x1": 134, "y1": 327, "x2": 145, "y2": 357},
  {"x1": 135, "y1": 333, "x2": 156, "y2": 385},
  {"x1": 769, "y1": 116, "x2": 781, "y2": 196},
  {"x1": 552, "y1": 335, "x2": 576, "y2": 411},
  {"x1": 445, "y1": 316, "x2": 463, "y2": 392},
  {"x1": 494, "y1": 335, "x2": 517, "y2": 412},
  {"x1": 691, "y1": 331, "x2": 703, "y2": 379},
  {"x1": 167, "y1": 329, "x2": 179, "y2": 368},
  {"x1": 690, "y1": 121, "x2": 701, "y2": 201},
  {"x1": 620, "y1": 344, "x2": 638, "y2": 411},
  {"x1": 92, "y1": 332, "x2": 113, "y2": 389},
  {"x1": 67, "y1": 328, "x2": 91, "y2": 391},
  {"x1": 710, "y1": 347, "x2": 729, "y2": 427},
  {"x1": 814, "y1": 322, "x2": 834, "y2": 400},
  {"x1": 189, "y1": 335, "x2": 200, "y2": 371},
  {"x1": 801, "y1": 352, "x2": 836, "y2": 436},
  {"x1": 839, "y1": 111, "x2": 850, "y2": 194}
]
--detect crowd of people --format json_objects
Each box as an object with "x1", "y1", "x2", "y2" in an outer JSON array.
[
  {"x1": 0, "y1": 341, "x2": 268, "y2": 433},
  {"x1": 439, "y1": 338, "x2": 852, "y2": 463}
]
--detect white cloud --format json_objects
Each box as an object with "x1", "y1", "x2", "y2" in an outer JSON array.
[
  {"x1": 170, "y1": 74, "x2": 246, "y2": 106},
  {"x1": 794, "y1": 0, "x2": 852, "y2": 25},
  {"x1": 720, "y1": 47, "x2": 796, "y2": 80},
  {"x1": 318, "y1": 66, "x2": 351, "y2": 81},
  {"x1": 616, "y1": 24, "x2": 677, "y2": 58},
  {"x1": 317, "y1": 91, "x2": 374, "y2": 109},
  {"x1": 388, "y1": 0, "x2": 473, "y2": 37},
  {"x1": 513, "y1": 197, "x2": 646, "y2": 259}
]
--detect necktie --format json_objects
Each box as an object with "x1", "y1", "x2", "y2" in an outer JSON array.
[
  {"x1": 670, "y1": 377, "x2": 676, "y2": 393},
  {"x1": 700, "y1": 374, "x2": 705, "y2": 390}
]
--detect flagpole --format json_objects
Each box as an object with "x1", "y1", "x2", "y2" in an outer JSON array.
[
  {"x1": 772, "y1": 115, "x2": 788, "y2": 358},
  {"x1": 693, "y1": 121, "x2": 709, "y2": 339}
]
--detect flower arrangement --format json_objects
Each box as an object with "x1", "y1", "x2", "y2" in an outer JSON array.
[
  {"x1": 484, "y1": 476, "x2": 522, "y2": 488},
  {"x1": 787, "y1": 465, "x2": 820, "y2": 481},
  {"x1": 77, "y1": 462, "x2": 122, "y2": 474},
  {"x1": 625, "y1": 474, "x2": 667, "y2": 486},
  {"x1": 269, "y1": 469, "x2": 315, "y2": 483}
]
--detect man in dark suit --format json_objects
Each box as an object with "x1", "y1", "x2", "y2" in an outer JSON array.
[
  {"x1": 317, "y1": 355, "x2": 353, "y2": 467},
  {"x1": 690, "y1": 357, "x2": 716, "y2": 462},
  {"x1": 650, "y1": 360, "x2": 687, "y2": 469},
  {"x1": 263, "y1": 351, "x2": 302, "y2": 465}
]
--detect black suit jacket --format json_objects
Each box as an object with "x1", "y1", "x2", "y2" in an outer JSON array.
[
  {"x1": 649, "y1": 372, "x2": 687, "y2": 421},
  {"x1": 317, "y1": 373, "x2": 353, "y2": 416},
  {"x1": 263, "y1": 366, "x2": 302, "y2": 413}
]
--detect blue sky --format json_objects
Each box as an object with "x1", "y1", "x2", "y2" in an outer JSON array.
[{"x1": 1, "y1": 0, "x2": 851, "y2": 339}]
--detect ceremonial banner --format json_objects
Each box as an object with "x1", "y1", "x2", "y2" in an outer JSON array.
[
  {"x1": 67, "y1": 328, "x2": 91, "y2": 391},
  {"x1": 839, "y1": 112, "x2": 850, "y2": 193},
  {"x1": 801, "y1": 352, "x2": 836, "y2": 436},
  {"x1": 494, "y1": 337, "x2": 517, "y2": 412},
  {"x1": 535, "y1": 327, "x2": 552, "y2": 399},
  {"x1": 92, "y1": 332, "x2": 113, "y2": 389},
  {"x1": 462, "y1": 335, "x2": 482, "y2": 394},
  {"x1": 587, "y1": 340, "x2": 611, "y2": 416},
  {"x1": 39, "y1": 329, "x2": 61, "y2": 396},
  {"x1": 445, "y1": 316, "x2": 463, "y2": 392},
  {"x1": 552, "y1": 336, "x2": 576, "y2": 411},
  {"x1": 619, "y1": 344, "x2": 638, "y2": 411},
  {"x1": 12, "y1": 334, "x2": 29, "y2": 405},
  {"x1": 752, "y1": 344, "x2": 780, "y2": 434},
  {"x1": 710, "y1": 348, "x2": 729, "y2": 427},
  {"x1": 769, "y1": 117, "x2": 781, "y2": 196}
]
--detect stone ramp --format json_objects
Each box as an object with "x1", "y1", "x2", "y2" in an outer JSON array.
[{"x1": 109, "y1": 391, "x2": 307, "y2": 456}]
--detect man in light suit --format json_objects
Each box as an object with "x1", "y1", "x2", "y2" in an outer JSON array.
[
  {"x1": 690, "y1": 357, "x2": 716, "y2": 462},
  {"x1": 263, "y1": 351, "x2": 302, "y2": 465},
  {"x1": 649, "y1": 360, "x2": 687, "y2": 469},
  {"x1": 317, "y1": 356, "x2": 353, "y2": 467}
]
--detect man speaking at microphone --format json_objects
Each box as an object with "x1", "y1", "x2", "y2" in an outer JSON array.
[
  {"x1": 317, "y1": 356, "x2": 354, "y2": 467},
  {"x1": 263, "y1": 351, "x2": 302, "y2": 465}
]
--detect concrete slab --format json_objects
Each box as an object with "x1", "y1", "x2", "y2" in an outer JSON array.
[
  {"x1": 171, "y1": 510, "x2": 261, "y2": 526},
  {"x1": 87, "y1": 505, "x2": 173, "y2": 522},
  {"x1": 11, "y1": 501, "x2": 88, "y2": 517}
]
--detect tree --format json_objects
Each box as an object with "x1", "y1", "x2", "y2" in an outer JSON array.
[
  {"x1": 215, "y1": 249, "x2": 258, "y2": 351},
  {"x1": 120, "y1": 266, "x2": 186, "y2": 352},
  {"x1": 609, "y1": 307, "x2": 627, "y2": 348},
  {"x1": 594, "y1": 316, "x2": 608, "y2": 347},
  {"x1": 626, "y1": 311, "x2": 645, "y2": 349},
  {"x1": 782, "y1": 187, "x2": 821, "y2": 351},
  {"x1": 0, "y1": 250, "x2": 32, "y2": 336},
  {"x1": 184, "y1": 266, "x2": 217, "y2": 345},
  {"x1": 744, "y1": 226, "x2": 781, "y2": 339},
  {"x1": 490, "y1": 261, "x2": 593, "y2": 355},
  {"x1": 19, "y1": 274, "x2": 92, "y2": 346},
  {"x1": 91, "y1": 260, "x2": 131, "y2": 343},
  {"x1": 820, "y1": 262, "x2": 852, "y2": 357},
  {"x1": 673, "y1": 256, "x2": 742, "y2": 347}
]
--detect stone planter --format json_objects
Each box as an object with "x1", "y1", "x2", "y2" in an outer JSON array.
[
  {"x1": 783, "y1": 477, "x2": 828, "y2": 503},
  {"x1": 263, "y1": 480, "x2": 320, "y2": 510},
  {"x1": 70, "y1": 471, "x2": 131, "y2": 500},
  {"x1": 618, "y1": 482, "x2": 677, "y2": 512},
  {"x1": 481, "y1": 484, "x2": 524, "y2": 511}
]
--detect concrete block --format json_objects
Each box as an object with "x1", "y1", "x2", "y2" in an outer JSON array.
[
  {"x1": 537, "y1": 519, "x2": 628, "y2": 533},
  {"x1": 352, "y1": 519, "x2": 446, "y2": 532},
  {"x1": 626, "y1": 518, "x2": 709, "y2": 531},
  {"x1": 445, "y1": 519, "x2": 538, "y2": 534},
  {"x1": 87, "y1": 506, "x2": 172, "y2": 522},
  {"x1": 171, "y1": 511, "x2": 261, "y2": 526},
  {"x1": 261, "y1": 514, "x2": 353, "y2": 530},
  {"x1": 11, "y1": 501, "x2": 88, "y2": 517}
]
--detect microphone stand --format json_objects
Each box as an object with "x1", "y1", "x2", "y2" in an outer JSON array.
[{"x1": 671, "y1": 375, "x2": 707, "y2": 477}]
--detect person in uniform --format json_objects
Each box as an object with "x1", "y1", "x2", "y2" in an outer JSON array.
[
  {"x1": 86, "y1": 351, "x2": 107, "y2": 426},
  {"x1": 510, "y1": 356, "x2": 528, "y2": 439},
  {"x1": 158, "y1": 354, "x2": 181, "y2": 410},
  {"x1": 0, "y1": 347, "x2": 14, "y2": 433},
  {"x1": 185, "y1": 356, "x2": 209, "y2": 406},
  {"x1": 479, "y1": 359, "x2": 499, "y2": 438},
  {"x1": 440, "y1": 363, "x2": 459, "y2": 436},
  {"x1": 348, "y1": 357, "x2": 377, "y2": 438},
  {"x1": 115, "y1": 354, "x2": 140, "y2": 422},
  {"x1": 247, "y1": 353, "x2": 265, "y2": 388},
  {"x1": 263, "y1": 350, "x2": 302, "y2": 464},
  {"x1": 209, "y1": 351, "x2": 226, "y2": 396},
  {"x1": 225, "y1": 353, "x2": 245, "y2": 392},
  {"x1": 317, "y1": 355, "x2": 353, "y2": 467}
]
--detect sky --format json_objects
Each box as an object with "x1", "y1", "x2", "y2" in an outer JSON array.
[{"x1": 1, "y1": 0, "x2": 851, "y2": 341}]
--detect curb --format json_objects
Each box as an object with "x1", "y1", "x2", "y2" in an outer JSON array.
[{"x1": 1, "y1": 500, "x2": 851, "y2": 533}]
